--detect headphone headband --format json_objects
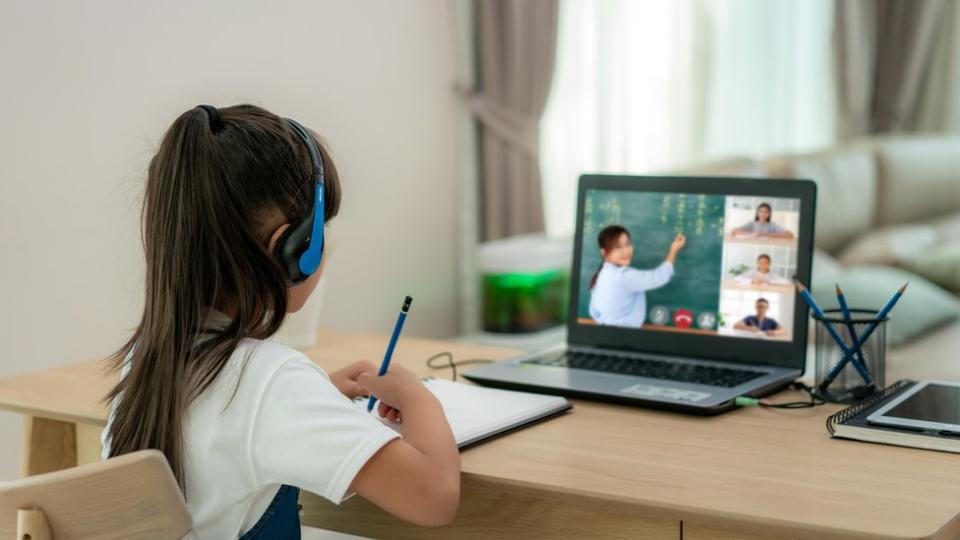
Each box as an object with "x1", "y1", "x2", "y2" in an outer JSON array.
[{"x1": 276, "y1": 118, "x2": 326, "y2": 284}]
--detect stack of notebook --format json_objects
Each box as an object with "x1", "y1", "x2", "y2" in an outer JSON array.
[{"x1": 827, "y1": 380, "x2": 960, "y2": 453}]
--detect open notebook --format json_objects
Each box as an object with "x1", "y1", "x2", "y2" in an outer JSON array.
[{"x1": 356, "y1": 378, "x2": 572, "y2": 449}]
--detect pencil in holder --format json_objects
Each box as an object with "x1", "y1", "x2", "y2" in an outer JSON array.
[{"x1": 814, "y1": 308, "x2": 887, "y2": 403}]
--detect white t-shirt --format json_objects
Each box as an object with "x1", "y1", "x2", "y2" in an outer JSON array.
[{"x1": 101, "y1": 339, "x2": 400, "y2": 539}]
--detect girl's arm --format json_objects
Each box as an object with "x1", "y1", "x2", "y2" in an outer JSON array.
[{"x1": 351, "y1": 366, "x2": 460, "y2": 526}]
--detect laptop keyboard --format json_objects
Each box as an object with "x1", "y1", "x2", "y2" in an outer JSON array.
[{"x1": 523, "y1": 350, "x2": 766, "y2": 388}]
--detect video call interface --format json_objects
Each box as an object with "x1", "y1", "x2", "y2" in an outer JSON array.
[{"x1": 578, "y1": 189, "x2": 802, "y2": 342}]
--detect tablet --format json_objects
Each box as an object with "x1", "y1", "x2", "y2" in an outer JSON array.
[{"x1": 867, "y1": 380, "x2": 960, "y2": 434}]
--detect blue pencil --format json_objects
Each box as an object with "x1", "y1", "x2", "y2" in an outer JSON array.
[
  {"x1": 367, "y1": 295, "x2": 413, "y2": 412},
  {"x1": 793, "y1": 280, "x2": 872, "y2": 386},
  {"x1": 835, "y1": 284, "x2": 871, "y2": 381}
]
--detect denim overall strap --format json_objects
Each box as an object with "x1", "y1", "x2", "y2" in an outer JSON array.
[{"x1": 239, "y1": 484, "x2": 301, "y2": 539}]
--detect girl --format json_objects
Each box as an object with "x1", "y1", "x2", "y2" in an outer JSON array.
[
  {"x1": 737, "y1": 253, "x2": 791, "y2": 286},
  {"x1": 101, "y1": 105, "x2": 460, "y2": 539},
  {"x1": 588, "y1": 225, "x2": 686, "y2": 327},
  {"x1": 731, "y1": 202, "x2": 794, "y2": 238}
]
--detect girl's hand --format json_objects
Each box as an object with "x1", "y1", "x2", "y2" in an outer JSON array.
[
  {"x1": 330, "y1": 360, "x2": 378, "y2": 399},
  {"x1": 357, "y1": 364, "x2": 433, "y2": 420},
  {"x1": 350, "y1": 365, "x2": 460, "y2": 526},
  {"x1": 378, "y1": 400, "x2": 402, "y2": 424}
]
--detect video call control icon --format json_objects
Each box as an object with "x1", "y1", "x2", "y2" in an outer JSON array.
[
  {"x1": 649, "y1": 306, "x2": 671, "y2": 326},
  {"x1": 673, "y1": 309, "x2": 694, "y2": 328},
  {"x1": 696, "y1": 312, "x2": 717, "y2": 329}
]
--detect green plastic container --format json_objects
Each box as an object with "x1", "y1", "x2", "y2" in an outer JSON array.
[{"x1": 478, "y1": 235, "x2": 570, "y2": 333}]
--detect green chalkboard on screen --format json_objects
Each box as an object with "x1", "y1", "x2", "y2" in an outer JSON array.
[{"x1": 578, "y1": 190, "x2": 725, "y2": 328}]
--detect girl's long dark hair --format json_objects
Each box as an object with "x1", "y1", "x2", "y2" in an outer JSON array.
[
  {"x1": 104, "y1": 104, "x2": 341, "y2": 490},
  {"x1": 589, "y1": 225, "x2": 629, "y2": 289}
]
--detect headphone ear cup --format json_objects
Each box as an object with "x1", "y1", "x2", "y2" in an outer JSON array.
[{"x1": 275, "y1": 226, "x2": 305, "y2": 284}]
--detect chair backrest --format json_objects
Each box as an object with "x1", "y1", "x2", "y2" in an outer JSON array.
[{"x1": 0, "y1": 450, "x2": 192, "y2": 540}]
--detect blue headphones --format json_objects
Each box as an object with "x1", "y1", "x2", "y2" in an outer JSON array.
[
  {"x1": 197, "y1": 106, "x2": 325, "y2": 285},
  {"x1": 277, "y1": 118, "x2": 326, "y2": 284}
]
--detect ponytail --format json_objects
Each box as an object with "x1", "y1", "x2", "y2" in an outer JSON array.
[{"x1": 589, "y1": 261, "x2": 604, "y2": 289}]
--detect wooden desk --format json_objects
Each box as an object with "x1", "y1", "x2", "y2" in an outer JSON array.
[{"x1": 2, "y1": 330, "x2": 959, "y2": 539}]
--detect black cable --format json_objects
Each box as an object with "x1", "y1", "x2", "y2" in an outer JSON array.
[
  {"x1": 758, "y1": 381, "x2": 827, "y2": 409},
  {"x1": 425, "y1": 351, "x2": 494, "y2": 381}
]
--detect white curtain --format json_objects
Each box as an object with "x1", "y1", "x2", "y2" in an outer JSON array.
[
  {"x1": 917, "y1": 1, "x2": 960, "y2": 132},
  {"x1": 540, "y1": 0, "x2": 836, "y2": 238}
]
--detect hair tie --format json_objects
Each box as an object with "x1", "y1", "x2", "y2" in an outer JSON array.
[{"x1": 196, "y1": 104, "x2": 223, "y2": 132}]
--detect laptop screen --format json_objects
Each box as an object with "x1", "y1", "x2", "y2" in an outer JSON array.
[
  {"x1": 569, "y1": 176, "x2": 815, "y2": 368},
  {"x1": 579, "y1": 190, "x2": 800, "y2": 342}
]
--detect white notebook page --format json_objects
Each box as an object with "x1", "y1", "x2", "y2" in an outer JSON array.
[{"x1": 357, "y1": 378, "x2": 570, "y2": 446}]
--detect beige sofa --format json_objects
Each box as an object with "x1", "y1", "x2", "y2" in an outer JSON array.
[{"x1": 681, "y1": 135, "x2": 960, "y2": 382}]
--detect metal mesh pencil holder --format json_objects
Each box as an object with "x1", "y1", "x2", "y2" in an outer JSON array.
[{"x1": 814, "y1": 308, "x2": 888, "y2": 404}]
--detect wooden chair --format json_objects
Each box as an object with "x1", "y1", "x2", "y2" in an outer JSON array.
[{"x1": 0, "y1": 450, "x2": 191, "y2": 540}]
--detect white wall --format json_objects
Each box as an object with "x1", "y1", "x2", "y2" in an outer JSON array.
[{"x1": 0, "y1": 0, "x2": 462, "y2": 479}]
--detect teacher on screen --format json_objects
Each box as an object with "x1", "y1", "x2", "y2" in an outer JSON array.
[{"x1": 588, "y1": 225, "x2": 686, "y2": 328}]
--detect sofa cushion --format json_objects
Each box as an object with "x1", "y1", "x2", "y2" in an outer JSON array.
[
  {"x1": 932, "y1": 211, "x2": 960, "y2": 239},
  {"x1": 872, "y1": 136, "x2": 960, "y2": 225},
  {"x1": 812, "y1": 247, "x2": 845, "y2": 280},
  {"x1": 764, "y1": 146, "x2": 877, "y2": 253},
  {"x1": 837, "y1": 224, "x2": 939, "y2": 267},
  {"x1": 912, "y1": 242, "x2": 960, "y2": 292},
  {"x1": 835, "y1": 211, "x2": 960, "y2": 292}
]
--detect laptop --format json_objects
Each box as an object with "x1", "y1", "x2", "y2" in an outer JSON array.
[{"x1": 464, "y1": 175, "x2": 817, "y2": 415}]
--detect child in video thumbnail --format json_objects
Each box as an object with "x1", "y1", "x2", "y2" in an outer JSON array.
[
  {"x1": 737, "y1": 254, "x2": 791, "y2": 285},
  {"x1": 731, "y1": 202, "x2": 794, "y2": 239},
  {"x1": 733, "y1": 297, "x2": 785, "y2": 337},
  {"x1": 588, "y1": 225, "x2": 686, "y2": 327}
]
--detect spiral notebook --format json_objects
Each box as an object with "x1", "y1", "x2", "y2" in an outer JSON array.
[
  {"x1": 827, "y1": 380, "x2": 960, "y2": 453},
  {"x1": 357, "y1": 377, "x2": 572, "y2": 449}
]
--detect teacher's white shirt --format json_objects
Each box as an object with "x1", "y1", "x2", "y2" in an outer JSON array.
[{"x1": 589, "y1": 261, "x2": 674, "y2": 327}]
